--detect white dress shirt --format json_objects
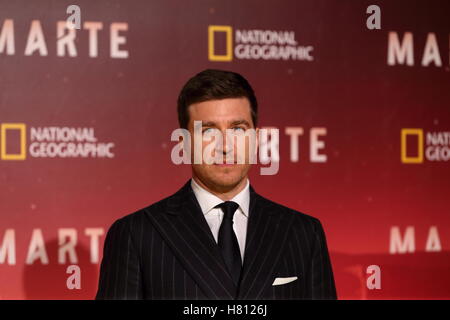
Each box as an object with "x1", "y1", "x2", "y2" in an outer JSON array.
[{"x1": 190, "y1": 177, "x2": 250, "y2": 262}]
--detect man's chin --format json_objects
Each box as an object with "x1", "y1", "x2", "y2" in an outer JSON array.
[
  {"x1": 208, "y1": 175, "x2": 241, "y2": 189},
  {"x1": 213, "y1": 163, "x2": 237, "y2": 167}
]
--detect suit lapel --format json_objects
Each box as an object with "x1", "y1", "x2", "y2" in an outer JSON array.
[
  {"x1": 144, "y1": 179, "x2": 294, "y2": 300},
  {"x1": 144, "y1": 179, "x2": 236, "y2": 299},
  {"x1": 237, "y1": 185, "x2": 295, "y2": 299}
]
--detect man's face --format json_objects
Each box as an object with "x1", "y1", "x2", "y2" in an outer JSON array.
[{"x1": 187, "y1": 97, "x2": 258, "y2": 192}]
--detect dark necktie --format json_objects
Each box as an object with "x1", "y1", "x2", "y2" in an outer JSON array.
[{"x1": 215, "y1": 201, "x2": 242, "y2": 287}]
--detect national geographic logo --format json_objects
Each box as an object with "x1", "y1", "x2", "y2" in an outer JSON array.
[
  {"x1": 0, "y1": 123, "x2": 115, "y2": 160},
  {"x1": 401, "y1": 128, "x2": 450, "y2": 164},
  {"x1": 0, "y1": 123, "x2": 26, "y2": 160},
  {"x1": 208, "y1": 25, "x2": 314, "y2": 62}
]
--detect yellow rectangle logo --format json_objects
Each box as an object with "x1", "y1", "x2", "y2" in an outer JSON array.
[
  {"x1": 401, "y1": 128, "x2": 423, "y2": 164},
  {"x1": 1, "y1": 123, "x2": 27, "y2": 160},
  {"x1": 208, "y1": 25, "x2": 233, "y2": 62}
]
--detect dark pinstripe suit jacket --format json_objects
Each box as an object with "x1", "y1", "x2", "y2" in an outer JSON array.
[{"x1": 96, "y1": 179, "x2": 337, "y2": 300}]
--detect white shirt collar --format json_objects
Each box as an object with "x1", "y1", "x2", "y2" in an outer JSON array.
[{"x1": 191, "y1": 177, "x2": 250, "y2": 217}]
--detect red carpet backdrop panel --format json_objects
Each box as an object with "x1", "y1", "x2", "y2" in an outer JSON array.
[{"x1": 0, "y1": 0, "x2": 449, "y2": 299}]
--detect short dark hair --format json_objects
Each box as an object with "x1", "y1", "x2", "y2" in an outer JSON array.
[{"x1": 177, "y1": 69, "x2": 258, "y2": 129}]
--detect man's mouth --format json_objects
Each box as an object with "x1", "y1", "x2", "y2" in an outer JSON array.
[{"x1": 214, "y1": 161, "x2": 236, "y2": 166}]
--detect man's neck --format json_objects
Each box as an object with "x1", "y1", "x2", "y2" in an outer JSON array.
[{"x1": 191, "y1": 175, "x2": 248, "y2": 201}]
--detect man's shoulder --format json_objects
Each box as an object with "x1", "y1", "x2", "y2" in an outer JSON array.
[
  {"x1": 109, "y1": 182, "x2": 324, "y2": 234},
  {"x1": 255, "y1": 192, "x2": 323, "y2": 231},
  {"x1": 109, "y1": 184, "x2": 186, "y2": 229}
]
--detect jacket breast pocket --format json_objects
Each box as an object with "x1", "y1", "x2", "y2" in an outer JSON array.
[
  {"x1": 269, "y1": 274, "x2": 302, "y2": 299},
  {"x1": 272, "y1": 276, "x2": 298, "y2": 286}
]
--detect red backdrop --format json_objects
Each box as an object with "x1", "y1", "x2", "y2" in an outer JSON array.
[{"x1": 0, "y1": 0, "x2": 449, "y2": 299}]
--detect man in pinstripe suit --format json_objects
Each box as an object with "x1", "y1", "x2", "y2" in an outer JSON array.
[{"x1": 96, "y1": 69, "x2": 337, "y2": 300}]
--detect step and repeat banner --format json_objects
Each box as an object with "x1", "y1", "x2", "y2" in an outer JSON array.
[{"x1": 0, "y1": 0, "x2": 449, "y2": 299}]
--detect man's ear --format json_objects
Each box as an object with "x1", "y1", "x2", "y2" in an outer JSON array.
[{"x1": 254, "y1": 127, "x2": 260, "y2": 156}]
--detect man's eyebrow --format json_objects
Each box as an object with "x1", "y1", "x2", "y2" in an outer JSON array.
[
  {"x1": 230, "y1": 119, "x2": 251, "y2": 127},
  {"x1": 201, "y1": 119, "x2": 251, "y2": 127},
  {"x1": 201, "y1": 121, "x2": 217, "y2": 127}
]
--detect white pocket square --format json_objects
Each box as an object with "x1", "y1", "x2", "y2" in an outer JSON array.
[{"x1": 272, "y1": 276, "x2": 298, "y2": 286}]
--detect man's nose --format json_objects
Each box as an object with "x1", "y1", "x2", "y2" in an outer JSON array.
[{"x1": 216, "y1": 130, "x2": 234, "y2": 155}]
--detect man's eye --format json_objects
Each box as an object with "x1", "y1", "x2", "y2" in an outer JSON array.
[
  {"x1": 233, "y1": 127, "x2": 245, "y2": 132},
  {"x1": 203, "y1": 128, "x2": 218, "y2": 134}
]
